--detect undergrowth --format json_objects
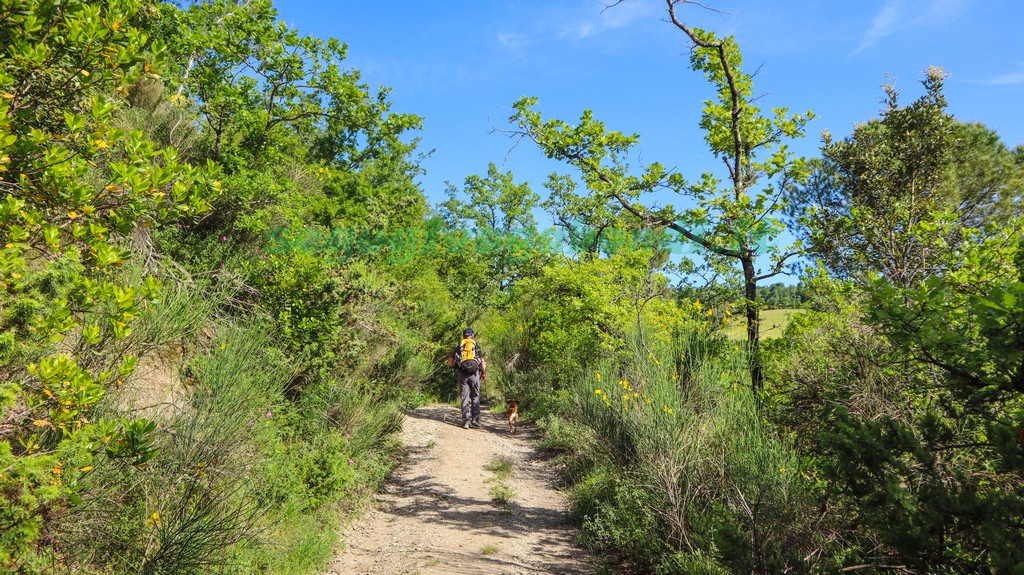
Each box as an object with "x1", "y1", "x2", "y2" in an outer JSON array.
[{"x1": 551, "y1": 327, "x2": 819, "y2": 574}]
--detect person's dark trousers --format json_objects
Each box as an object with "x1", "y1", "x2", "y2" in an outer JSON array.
[{"x1": 458, "y1": 370, "x2": 481, "y2": 423}]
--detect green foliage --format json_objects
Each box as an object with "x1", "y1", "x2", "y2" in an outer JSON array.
[
  {"x1": 855, "y1": 232, "x2": 1024, "y2": 571},
  {"x1": 0, "y1": 0, "x2": 220, "y2": 567},
  {"x1": 794, "y1": 67, "x2": 1024, "y2": 286},
  {"x1": 0, "y1": 0, "x2": 157, "y2": 135},
  {"x1": 440, "y1": 163, "x2": 550, "y2": 295},
  {"x1": 561, "y1": 328, "x2": 822, "y2": 574},
  {"x1": 244, "y1": 250, "x2": 347, "y2": 369},
  {"x1": 756, "y1": 283, "x2": 809, "y2": 309},
  {"x1": 441, "y1": 162, "x2": 540, "y2": 234},
  {"x1": 508, "y1": 4, "x2": 815, "y2": 390},
  {"x1": 14, "y1": 1, "x2": 1023, "y2": 573},
  {"x1": 775, "y1": 63, "x2": 1024, "y2": 571},
  {"x1": 155, "y1": 0, "x2": 425, "y2": 237},
  {"x1": 765, "y1": 253, "x2": 1024, "y2": 571},
  {"x1": 3, "y1": 0, "x2": 461, "y2": 573},
  {"x1": 488, "y1": 483, "x2": 515, "y2": 507}
]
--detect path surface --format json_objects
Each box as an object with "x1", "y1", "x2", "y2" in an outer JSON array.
[{"x1": 325, "y1": 405, "x2": 596, "y2": 575}]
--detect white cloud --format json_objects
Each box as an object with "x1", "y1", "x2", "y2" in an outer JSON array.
[
  {"x1": 558, "y1": 0, "x2": 656, "y2": 41},
  {"x1": 986, "y1": 69, "x2": 1024, "y2": 86},
  {"x1": 496, "y1": 32, "x2": 525, "y2": 49},
  {"x1": 854, "y1": 0, "x2": 970, "y2": 54},
  {"x1": 854, "y1": 0, "x2": 905, "y2": 54},
  {"x1": 922, "y1": 0, "x2": 970, "y2": 23}
]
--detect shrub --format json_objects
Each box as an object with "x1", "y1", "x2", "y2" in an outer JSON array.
[{"x1": 564, "y1": 327, "x2": 821, "y2": 574}]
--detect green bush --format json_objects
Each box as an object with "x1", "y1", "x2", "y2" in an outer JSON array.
[{"x1": 560, "y1": 326, "x2": 821, "y2": 574}]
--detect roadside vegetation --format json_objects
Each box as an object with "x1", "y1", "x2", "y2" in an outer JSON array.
[{"x1": 2, "y1": 1, "x2": 1021, "y2": 574}]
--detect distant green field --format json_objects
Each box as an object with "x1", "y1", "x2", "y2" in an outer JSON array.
[{"x1": 723, "y1": 308, "x2": 804, "y2": 340}]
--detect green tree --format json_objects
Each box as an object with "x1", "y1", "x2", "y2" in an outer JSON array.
[
  {"x1": 792, "y1": 67, "x2": 1023, "y2": 286},
  {"x1": 155, "y1": 0, "x2": 425, "y2": 238},
  {"x1": 508, "y1": 1, "x2": 813, "y2": 391},
  {"x1": 440, "y1": 163, "x2": 549, "y2": 294},
  {"x1": 775, "y1": 68, "x2": 1024, "y2": 571},
  {"x1": 0, "y1": 0, "x2": 217, "y2": 568},
  {"x1": 821, "y1": 226, "x2": 1024, "y2": 572}
]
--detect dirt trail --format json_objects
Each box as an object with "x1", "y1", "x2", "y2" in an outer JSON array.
[{"x1": 325, "y1": 405, "x2": 596, "y2": 575}]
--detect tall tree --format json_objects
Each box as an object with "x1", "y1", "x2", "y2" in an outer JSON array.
[
  {"x1": 440, "y1": 163, "x2": 549, "y2": 296},
  {"x1": 155, "y1": 0, "x2": 426, "y2": 234},
  {"x1": 440, "y1": 162, "x2": 540, "y2": 235},
  {"x1": 791, "y1": 67, "x2": 1023, "y2": 286},
  {"x1": 508, "y1": 0, "x2": 813, "y2": 391}
]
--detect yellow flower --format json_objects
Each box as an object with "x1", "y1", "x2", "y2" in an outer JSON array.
[
  {"x1": 595, "y1": 371, "x2": 601, "y2": 382},
  {"x1": 633, "y1": 392, "x2": 639, "y2": 398},
  {"x1": 146, "y1": 511, "x2": 161, "y2": 527},
  {"x1": 94, "y1": 139, "x2": 108, "y2": 148},
  {"x1": 67, "y1": 211, "x2": 79, "y2": 219},
  {"x1": 594, "y1": 389, "x2": 602, "y2": 395}
]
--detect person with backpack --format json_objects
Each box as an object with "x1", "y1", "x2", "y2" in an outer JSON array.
[{"x1": 447, "y1": 328, "x2": 486, "y2": 429}]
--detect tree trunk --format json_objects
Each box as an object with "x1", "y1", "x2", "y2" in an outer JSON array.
[{"x1": 741, "y1": 256, "x2": 763, "y2": 394}]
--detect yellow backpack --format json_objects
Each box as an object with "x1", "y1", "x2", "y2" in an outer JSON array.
[{"x1": 456, "y1": 337, "x2": 481, "y2": 373}]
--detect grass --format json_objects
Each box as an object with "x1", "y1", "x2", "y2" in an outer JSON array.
[
  {"x1": 483, "y1": 457, "x2": 513, "y2": 481},
  {"x1": 563, "y1": 328, "x2": 808, "y2": 573},
  {"x1": 484, "y1": 456, "x2": 516, "y2": 505},
  {"x1": 489, "y1": 483, "x2": 516, "y2": 506},
  {"x1": 481, "y1": 544, "x2": 500, "y2": 555},
  {"x1": 723, "y1": 308, "x2": 804, "y2": 340}
]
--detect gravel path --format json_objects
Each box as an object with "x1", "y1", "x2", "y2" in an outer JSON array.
[{"x1": 325, "y1": 404, "x2": 596, "y2": 575}]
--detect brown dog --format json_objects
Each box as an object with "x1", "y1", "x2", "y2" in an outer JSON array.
[{"x1": 506, "y1": 400, "x2": 519, "y2": 434}]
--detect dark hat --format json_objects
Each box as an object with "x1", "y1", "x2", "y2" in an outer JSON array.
[{"x1": 463, "y1": 328, "x2": 475, "y2": 338}]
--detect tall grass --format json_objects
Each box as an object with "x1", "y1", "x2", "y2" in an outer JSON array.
[
  {"x1": 564, "y1": 326, "x2": 818, "y2": 574},
  {"x1": 56, "y1": 322, "x2": 291, "y2": 574},
  {"x1": 51, "y1": 300, "x2": 407, "y2": 575}
]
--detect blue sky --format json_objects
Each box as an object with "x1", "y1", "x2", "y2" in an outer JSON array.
[{"x1": 274, "y1": 0, "x2": 1023, "y2": 235}]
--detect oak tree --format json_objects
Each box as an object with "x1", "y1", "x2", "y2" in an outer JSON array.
[{"x1": 509, "y1": 0, "x2": 813, "y2": 391}]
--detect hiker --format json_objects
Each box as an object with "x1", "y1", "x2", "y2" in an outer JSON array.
[{"x1": 447, "y1": 328, "x2": 486, "y2": 429}]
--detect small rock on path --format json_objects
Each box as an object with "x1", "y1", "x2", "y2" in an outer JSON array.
[{"x1": 325, "y1": 404, "x2": 596, "y2": 575}]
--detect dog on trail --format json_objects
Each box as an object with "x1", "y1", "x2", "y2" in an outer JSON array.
[{"x1": 506, "y1": 400, "x2": 519, "y2": 434}]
